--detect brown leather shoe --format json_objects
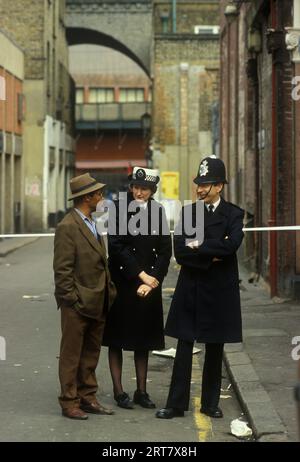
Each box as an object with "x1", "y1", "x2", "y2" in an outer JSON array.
[
  {"x1": 80, "y1": 401, "x2": 114, "y2": 415},
  {"x1": 62, "y1": 407, "x2": 88, "y2": 420}
]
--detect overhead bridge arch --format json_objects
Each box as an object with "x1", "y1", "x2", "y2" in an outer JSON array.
[
  {"x1": 66, "y1": 27, "x2": 150, "y2": 77},
  {"x1": 66, "y1": 0, "x2": 152, "y2": 76}
]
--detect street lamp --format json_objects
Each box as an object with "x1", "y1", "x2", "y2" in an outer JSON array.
[
  {"x1": 247, "y1": 29, "x2": 262, "y2": 54},
  {"x1": 141, "y1": 112, "x2": 152, "y2": 167},
  {"x1": 141, "y1": 111, "x2": 151, "y2": 139}
]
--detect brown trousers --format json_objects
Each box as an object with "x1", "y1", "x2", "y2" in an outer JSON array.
[{"x1": 58, "y1": 306, "x2": 106, "y2": 410}]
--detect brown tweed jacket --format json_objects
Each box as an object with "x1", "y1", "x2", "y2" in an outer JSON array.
[{"x1": 53, "y1": 209, "x2": 116, "y2": 320}]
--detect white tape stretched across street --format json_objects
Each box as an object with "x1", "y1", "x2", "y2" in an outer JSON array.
[
  {"x1": 242, "y1": 226, "x2": 300, "y2": 232},
  {"x1": 1, "y1": 226, "x2": 300, "y2": 239}
]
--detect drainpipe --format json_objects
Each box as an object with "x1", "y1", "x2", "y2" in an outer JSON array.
[
  {"x1": 269, "y1": 0, "x2": 278, "y2": 297},
  {"x1": 172, "y1": 0, "x2": 177, "y2": 33},
  {"x1": 43, "y1": 117, "x2": 50, "y2": 231},
  {"x1": 253, "y1": 58, "x2": 261, "y2": 278}
]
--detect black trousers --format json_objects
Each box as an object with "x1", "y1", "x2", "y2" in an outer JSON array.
[{"x1": 166, "y1": 340, "x2": 224, "y2": 411}]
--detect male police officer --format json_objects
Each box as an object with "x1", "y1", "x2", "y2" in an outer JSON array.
[{"x1": 156, "y1": 156, "x2": 244, "y2": 419}]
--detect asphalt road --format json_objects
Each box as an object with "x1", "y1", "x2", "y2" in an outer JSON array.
[{"x1": 0, "y1": 238, "x2": 247, "y2": 443}]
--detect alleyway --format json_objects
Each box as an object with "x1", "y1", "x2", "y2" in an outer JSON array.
[{"x1": 0, "y1": 238, "x2": 244, "y2": 443}]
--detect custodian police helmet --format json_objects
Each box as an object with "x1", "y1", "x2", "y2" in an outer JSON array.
[{"x1": 193, "y1": 155, "x2": 228, "y2": 185}]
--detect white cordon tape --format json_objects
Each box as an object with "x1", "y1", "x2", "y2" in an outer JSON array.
[
  {"x1": 1, "y1": 226, "x2": 300, "y2": 238},
  {"x1": 0, "y1": 234, "x2": 55, "y2": 238},
  {"x1": 242, "y1": 226, "x2": 300, "y2": 232}
]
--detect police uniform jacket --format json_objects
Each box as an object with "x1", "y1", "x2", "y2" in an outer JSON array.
[
  {"x1": 165, "y1": 197, "x2": 244, "y2": 343},
  {"x1": 102, "y1": 192, "x2": 172, "y2": 350}
]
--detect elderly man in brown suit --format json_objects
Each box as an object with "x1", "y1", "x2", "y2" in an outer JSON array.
[{"x1": 53, "y1": 173, "x2": 116, "y2": 420}]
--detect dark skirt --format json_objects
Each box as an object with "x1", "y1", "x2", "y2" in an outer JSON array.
[{"x1": 102, "y1": 282, "x2": 165, "y2": 351}]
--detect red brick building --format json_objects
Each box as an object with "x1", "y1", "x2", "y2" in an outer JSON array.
[
  {"x1": 0, "y1": 30, "x2": 24, "y2": 234},
  {"x1": 219, "y1": 0, "x2": 300, "y2": 298}
]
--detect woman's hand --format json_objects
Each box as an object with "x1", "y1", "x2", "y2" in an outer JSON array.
[
  {"x1": 137, "y1": 284, "x2": 152, "y2": 298},
  {"x1": 138, "y1": 271, "x2": 159, "y2": 289}
]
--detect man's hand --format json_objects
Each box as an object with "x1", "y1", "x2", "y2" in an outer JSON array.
[
  {"x1": 213, "y1": 257, "x2": 222, "y2": 262},
  {"x1": 186, "y1": 240, "x2": 199, "y2": 249},
  {"x1": 138, "y1": 271, "x2": 159, "y2": 289},
  {"x1": 137, "y1": 284, "x2": 152, "y2": 298}
]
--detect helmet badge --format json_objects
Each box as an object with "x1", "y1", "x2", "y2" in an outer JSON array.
[{"x1": 199, "y1": 160, "x2": 209, "y2": 177}]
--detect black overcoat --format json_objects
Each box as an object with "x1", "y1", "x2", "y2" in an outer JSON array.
[
  {"x1": 165, "y1": 197, "x2": 244, "y2": 343},
  {"x1": 102, "y1": 192, "x2": 172, "y2": 350}
]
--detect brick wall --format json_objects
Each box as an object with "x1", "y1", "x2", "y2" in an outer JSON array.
[
  {"x1": 219, "y1": 0, "x2": 298, "y2": 297},
  {"x1": 295, "y1": 62, "x2": 300, "y2": 275},
  {"x1": 0, "y1": 69, "x2": 23, "y2": 135},
  {"x1": 276, "y1": 1, "x2": 294, "y2": 294},
  {"x1": 154, "y1": 1, "x2": 220, "y2": 34},
  {"x1": 153, "y1": 35, "x2": 219, "y2": 200},
  {"x1": 0, "y1": 0, "x2": 73, "y2": 128},
  {"x1": 0, "y1": 0, "x2": 44, "y2": 79}
]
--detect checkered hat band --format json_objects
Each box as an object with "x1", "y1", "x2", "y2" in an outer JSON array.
[{"x1": 133, "y1": 174, "x2": 157, "y2": 182}]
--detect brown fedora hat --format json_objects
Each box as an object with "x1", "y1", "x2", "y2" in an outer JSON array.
[{"x1": 68, "y1": 173, "x2": 106, "y2": 201}]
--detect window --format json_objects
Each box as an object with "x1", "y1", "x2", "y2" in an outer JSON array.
[
  {"x1": 17, "y1": 94, "x2": 24, "y2": 123},
  {"x1": 89, "y1": 88, "x2": 114, "y2": 103},
  {"x1": 119, "y1": 88, "x2": 145, "y2": 103},
  {"x1": 76, "y1": 88, "x2": 84, "y2": 104},
  {"x1": 0, "y1": 76, "x2": 6, "y2": 101}
]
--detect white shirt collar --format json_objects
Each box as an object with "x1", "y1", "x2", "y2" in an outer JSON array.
[
  {"x1": 136, "y1": 201, "x2": 148, "y2": 210},
  {"x1": 206, "y1": 197, "x2": 221, "y2": 212}
]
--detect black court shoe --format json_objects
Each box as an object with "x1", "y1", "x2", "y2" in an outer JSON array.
[
  {"x1": 155, "y1": 407, "x2": 184, "y2": 419},
  {"x1": 133, "y1": 390, "x2": 156, "y2": 409},
  {"x1": 114, "y1": 392, "x2": 134, "y2": 409},
  {"x1": 200, "y1": 406, "x2": 223, "y2": 418}
]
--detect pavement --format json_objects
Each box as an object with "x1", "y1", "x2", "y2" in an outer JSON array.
[
  {"x1": 162, "y1": 259, "x2": 300, "y2": 442},
  {"x1": 224, "y1": 267, "x2": 300, "y2": 442},
  {"x1": 0, "y1": 237, "x2": 40, "y2": 257},
  {"x1": 1, "y1": 236, "x2": 299, "y2": 442}
]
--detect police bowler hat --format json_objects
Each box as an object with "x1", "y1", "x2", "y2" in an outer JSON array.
[{"x1": 128, "y1": 167, "x2": 160, "y2": 189}]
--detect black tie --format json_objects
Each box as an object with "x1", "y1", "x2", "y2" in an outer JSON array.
[{"x1": 208, "y1": 204, "x2": 214, "y2": 215}]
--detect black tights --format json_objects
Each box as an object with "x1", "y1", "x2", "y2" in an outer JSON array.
[{"x1": 108, "y1": 347, "x2": 149, "y2": 397}]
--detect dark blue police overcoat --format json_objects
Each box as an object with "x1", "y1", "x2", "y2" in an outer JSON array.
[{"x1": 165, "y1": 198, "x2": 244, "y2": 344}]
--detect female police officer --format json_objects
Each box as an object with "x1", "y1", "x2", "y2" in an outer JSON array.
[{"x1": 102, "y1": 167, "x2": 172, "y2": 410}]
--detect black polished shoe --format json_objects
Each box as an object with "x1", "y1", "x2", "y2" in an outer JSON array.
[
  {"x1": 114, "y1": 392, "x2": 134, "y2": 409},
  {"x1": 200, "y1": 406, "x2": 223, "y2": 418},
  {"x1": 156, "y1": 407, "x2": 184, "y2": 419},
  {"x1": 133, "y1": 390, "x2": 156, "y2": 409}
]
